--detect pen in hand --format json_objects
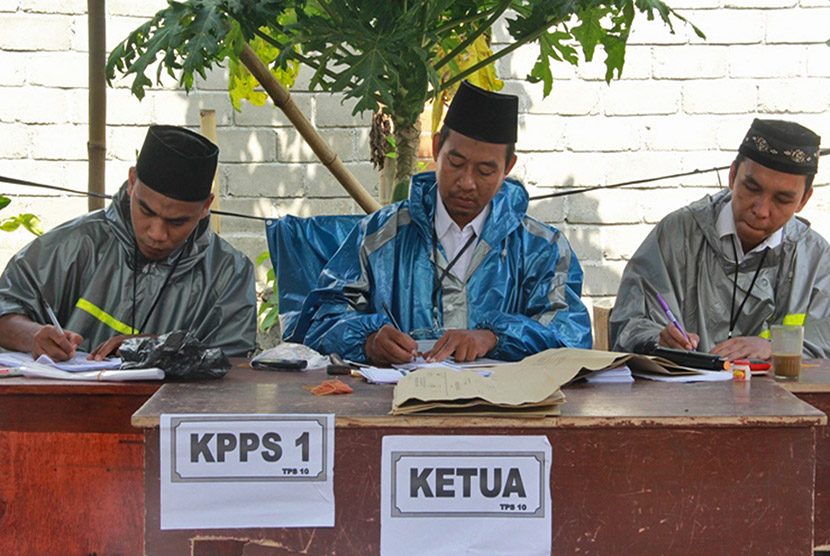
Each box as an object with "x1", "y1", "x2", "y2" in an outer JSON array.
[
  {"x1": 380, "y1": 301, "x2": 417, "y2": 361},
  {"x1": 41, "y1": 297, "x2": 64, "y2": 336},
  {"x1": 655, "y1": 292, "x2": 695, "y2": 350},
  {"x1": 382, "y1": 301, "x2": 402, "y2": 331},
  {"x1": 35, "y1": 284, "x2": 65, "y2": 336}
]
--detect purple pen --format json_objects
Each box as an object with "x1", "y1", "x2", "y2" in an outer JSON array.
[{"x1": 655, "y1": 292, "x2": 694, "y2": 349}]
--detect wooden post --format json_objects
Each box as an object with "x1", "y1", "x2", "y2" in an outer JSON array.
[
  {"x1": 87, "y1": 0, "x2": 106, "y2": 212},
  {"x1": 199, "y1": 110, "x2": 220, "y2": 233},
  {"x1": 238, "y1": 44, "x2": 381, "y2": 214}
]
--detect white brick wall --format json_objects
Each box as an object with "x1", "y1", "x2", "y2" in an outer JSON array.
[{"x1": 0, "y1": 3, "x2": 829, "y2": 313}]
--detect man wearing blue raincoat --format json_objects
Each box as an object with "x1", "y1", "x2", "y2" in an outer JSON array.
[{"x1": 293, "y1": 81, "x2": 592, "y2": 364}]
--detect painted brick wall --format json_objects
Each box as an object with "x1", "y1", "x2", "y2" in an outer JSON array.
[{"x1": 1, "y1": 1, "x2": 828, "y2": 317}]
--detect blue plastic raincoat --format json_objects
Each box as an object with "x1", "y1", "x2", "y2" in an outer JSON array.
[{"x1": 291, "y1": 172, "x2": 592, "y2": 362}]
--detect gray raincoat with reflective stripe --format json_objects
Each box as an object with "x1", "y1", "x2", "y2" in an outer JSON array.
[
  {"x1": 295, "y1": 171, "x2": 592, "y2": 362},
  {"x1": 0, "y1": 183, "x2": 257, "y2": 357},
  {"x1": 610, "y1": 189, "x2": 830, "y2": 357}
]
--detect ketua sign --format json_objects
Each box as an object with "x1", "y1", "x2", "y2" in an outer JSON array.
[
  {"x1": 392, "y1": 452, "x2": 544, "y2": 516},
  {"x1": 381, "y1": 435, "x2": 552, "y2": 555}
]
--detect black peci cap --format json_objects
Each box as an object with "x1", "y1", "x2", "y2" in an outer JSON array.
[
  {"x1": 738, "y1": 118, "x2": 820, "y2": 176},
  {"x1": 444, "y1": 81, "x2": 518, "y2": 144},
  {"x1": 135, "y1": 125, "x2": 219, "y2": 202}
]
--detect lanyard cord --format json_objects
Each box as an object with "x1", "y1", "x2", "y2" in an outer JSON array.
[
  {"x1": 728, "y1": 241, "x2": 769, "y2": 339},
  {"x1": 131, "y1": 232, "x2": 194, "y2": 334},
  {"x1": 431, "y1": 231, "x2": 477, "y2": 325}
]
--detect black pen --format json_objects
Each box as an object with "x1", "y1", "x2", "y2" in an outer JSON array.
[
  {"x1": 382, "y1": 301, "x2": 402, "y2": 331},
  {"x1": 35, "y1": 284, "x2": 64, "y2": 335}
]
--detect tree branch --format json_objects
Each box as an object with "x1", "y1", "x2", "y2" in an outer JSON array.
[
  {"x1": 433, "y1": 0, "x2": 511, "y2": 71},
  {"x1": 435, "y1": 18, "x2": 559, "y2": 94}
]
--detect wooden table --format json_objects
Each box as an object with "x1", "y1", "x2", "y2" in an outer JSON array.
[
  {"x1": 0, "y1": 376, "x2": 160, "y2": 556},
  {"x1": 133, "y1": 366, "x2": 825, "y2": 556},
  {"x1": 776, "y1": 359, "x2": 830, "y2": 550}
]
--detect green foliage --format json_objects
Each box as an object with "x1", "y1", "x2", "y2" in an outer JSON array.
[
  {"x1": 256, "y1": 250, "x2": 279, "y2": 332},
  {"x1": 0, "y1": 195, "x2": 43, "y2": 236},
  {"x1": 107, "y1": 0, "x2": 701, "y2": 130}
]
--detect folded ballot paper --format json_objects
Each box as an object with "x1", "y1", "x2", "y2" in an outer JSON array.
[{"x1": 390, "y1": 348, "x2": 724, "y2": 416}]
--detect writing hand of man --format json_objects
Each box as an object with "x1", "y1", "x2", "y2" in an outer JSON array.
[
  {"x1": 89, "y1": 334, "x2": 154, "y2": 361},
  {"x1": 424, "y1": 329, "x2": 498, "y2": 363},
  {"x1": 658, "y1": 324, "x2": 700, "y2": 351},
  {"x1": 365, "y1": 325, "x2": 418, "y2": 365},
  {"x1": 711, "y1": 336, "x2": 772, "y2": 361},
  {"x1": 32, "y1": 325, "x2": 83, "y2": 361}
]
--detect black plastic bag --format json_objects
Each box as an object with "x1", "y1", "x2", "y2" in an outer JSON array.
[{"x1": 120, "y1": 330, "x2": 231, "y2": 380}]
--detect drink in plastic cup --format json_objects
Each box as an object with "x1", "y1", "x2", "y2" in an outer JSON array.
[{"x1": 771, "y1": 324, "x2": 804, "y2": 380}]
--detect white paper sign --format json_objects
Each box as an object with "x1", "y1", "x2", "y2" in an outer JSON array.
[
  {"x1": 160, "y1": 414, "x2": 334, "y2": 530},
  {"x1": 381, "y1": 435, "x2": 552, "y2": 556}
]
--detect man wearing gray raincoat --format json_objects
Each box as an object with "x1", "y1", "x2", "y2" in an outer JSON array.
[
  {"x1": 610, "y1": 119, "x2": 830, "y2": 360},
  {"x1": 0, "y1": 125, "x2": 257, "y2": 360}
]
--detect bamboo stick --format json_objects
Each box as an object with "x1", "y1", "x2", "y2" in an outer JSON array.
[
  {"x1": 87, "y1": 0, "x2": 106, "y2": 212},
  {"x1": 199, "y1": 109, "x2": 221, "y2": 233},
  {"x1": 238, "y1": 44, "x2": 381, "y2": 214}
]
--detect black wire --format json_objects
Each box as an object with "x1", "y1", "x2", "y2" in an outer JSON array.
[
  {"x1": 529, "y1": 165, "x2": 731, "y2": 201},
  {"x1": 0, "y1": 175, "x2": 268, "y2": 222},
  {"x1": 527, "y1": 147, "x2": 830, "y2": 202},
  {"x1": 3, "y1": 147, "x2": 829, "y2": 212}
]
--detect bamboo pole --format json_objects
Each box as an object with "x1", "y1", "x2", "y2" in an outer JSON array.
[
  {"x1": 199, "y1": 110, "x2": 221, "y2": 233},
  {"x1": 87, "y1": 0, "x2": 106, "y2": 211},
  {"x1": 238, "y1": 44, "x2": 381, "y2": 214}
]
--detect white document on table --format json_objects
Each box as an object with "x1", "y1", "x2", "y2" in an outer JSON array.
[
  {"x1": 160, "y1": 414, "x2": 335, "y2": 530},
  {"x1": 634, "y1": 369, "x2": 733, "y2": 382},
  {"x1": 0, "y1": 350, "x2": 121, "y2": 372},
  {"x1": 381, "y1": 435, "x2": 552, "y2": 556},
  {"x1": 584, "y1": 366, "x2": 635, "y2": 384},
  {"x1": 358, "y1": 359, "x2": 495, "y2": 385},
  {"x1": 17, "y1": 363, "x2": 163, "y2": 381}
]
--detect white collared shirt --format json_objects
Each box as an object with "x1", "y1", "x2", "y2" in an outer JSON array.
[
  {"x1": 434, "y1": 196, "x2": 490, "y2": 280},
  {"x1": 716, "y1": 199, "x2": 782, "y2": 263}
]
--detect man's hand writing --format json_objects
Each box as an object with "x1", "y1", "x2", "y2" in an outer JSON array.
[
  {"x1": 32, "y1": 325, "x2": 83, "y2": 361},
  {"x1": 424, "y1": 329, "x2": 498, "y2": 363},
  {"x1": 365, "y1": 325, "x2": 418, "y2": 365},
  {"x1": 658, "y1": 324, "x2": 700, "y2": 351}
]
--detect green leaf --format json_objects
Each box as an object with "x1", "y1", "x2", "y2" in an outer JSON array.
[
  {"x1": 0, "y1": 218, "x2": 21, "y2": 232},
  {"x1": 20, "y1": 214, "x2": 43, "y2": 236},
  {"x1": 0, "y1": 196, "x2": 10, "y2": 210},
  {"x1": 256, "y1": 250, "x2": 271, "y2": 266},
  {"x1": 261, "y1": 307, "x2": 279, "y2": 331},
  {"x1": 571, "y1": 6, "x2": 607, "y2": 63},
  {"x1": 266, "y1": 267, "x2": 275, "y2": 281}
]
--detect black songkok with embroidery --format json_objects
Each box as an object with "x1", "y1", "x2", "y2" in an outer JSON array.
[
  {"x1": 738, "y1": 118, "x2": 820, "y2": 176},
  {"x1": 444, "y1": 81, "x2": 518, "y2": 144},
  {"x1": 136, "y1": 125, "x2": 218, "y2": 202}
]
